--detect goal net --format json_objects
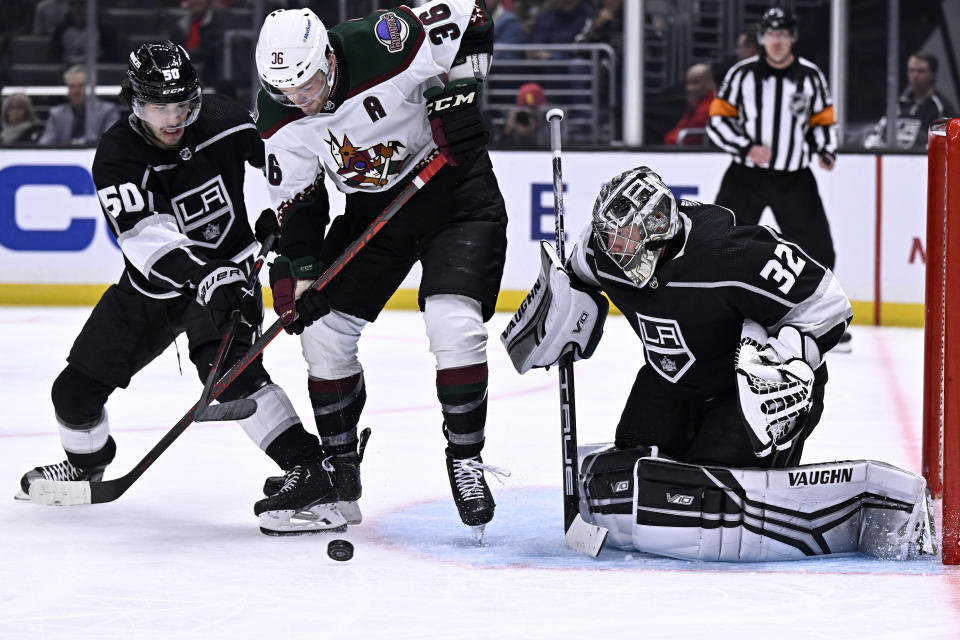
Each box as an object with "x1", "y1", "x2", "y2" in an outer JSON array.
[{"x1": 923, "y1": 117, "x2": 960, "y2": 565}]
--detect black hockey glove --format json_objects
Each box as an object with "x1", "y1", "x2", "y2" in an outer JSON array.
[
  {"x1": 191, "y1": 260, "x2": 263, "y2": 332},
  {"x1": 269, "y1": 256, "x2": 331, "y2": 335},
  {"x1": 254, "y1": 208, "x2": 281, "y2": 245},
  {"x1": 424, "y1": 78, "x2": 489, "y2": 166}
]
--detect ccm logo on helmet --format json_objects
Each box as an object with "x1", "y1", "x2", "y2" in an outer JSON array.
[{"x1": 426, "y1": 90, "x2": 477, "y2": 115}]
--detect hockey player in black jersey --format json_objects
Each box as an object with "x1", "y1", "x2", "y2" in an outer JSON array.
[
  {"x1": 16, "y1": 42, "x2": 343, "y2": 535},
  {"x1": 503, "y1": 167, "x2": 935, "y2": 561}
]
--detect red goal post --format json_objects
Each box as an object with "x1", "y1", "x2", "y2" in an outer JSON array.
[{"x1": 924, "y1": 117, "x2": 960, "y2": 565}]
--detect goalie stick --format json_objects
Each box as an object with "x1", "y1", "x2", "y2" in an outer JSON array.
[
  {"x1": 546, "y1": 108, "x2": 609, "y2": 557},
  {"x1": 27, "y1": 152, "x2": 447, "y2": 507}
]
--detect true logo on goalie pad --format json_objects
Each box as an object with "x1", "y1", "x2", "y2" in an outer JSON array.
[
  {"x1": 666, "y1": 493, "x2": 694, "y2": 505},
  {"x1": 612, "y1": 480, "x2": 630, "y2": 493},
  {"x1": 636, "y1": 314, "x2": 695, "y2": 382}
]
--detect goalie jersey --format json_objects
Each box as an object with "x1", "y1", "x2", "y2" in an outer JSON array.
[
  {"x1": 567, "y1": 202, "x2": 853, "y2": 396},
  {"x1": 92, "y1": 94, "x2": 264, "y2": 299},
  {"x1": 254, "y1": 0, "x2": 492, "y2": 260}
]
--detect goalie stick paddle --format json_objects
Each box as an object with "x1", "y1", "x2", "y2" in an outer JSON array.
[
  {"x1": 546, "y1": 108, "x2": 609, "y2": 557},
  {"x1": 29, "y1": 152, "x2": 447, "y2": 507},
  {"x1": 192, "y1": 232, "x2": 277, "y2": 423}
]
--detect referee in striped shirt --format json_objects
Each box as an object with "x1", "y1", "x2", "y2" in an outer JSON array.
[{"x1": 708, "y1": 7, "x2": 837, "y2": 270}]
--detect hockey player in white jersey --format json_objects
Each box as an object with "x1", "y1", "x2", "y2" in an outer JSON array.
[
  {"x1": 502, "y1": 166, "x2": 935, "y2": 560},
  {"x1": 253, "y1": 2, "x2": 509, "y2": 537}
]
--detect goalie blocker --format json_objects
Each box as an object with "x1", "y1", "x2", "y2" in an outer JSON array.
[
  {"x1": 500, "y1": 241, "x2": 608, "y2": 374},
  {"x1": 578, "y1": 445, "x2": 936, "y2": 561}
]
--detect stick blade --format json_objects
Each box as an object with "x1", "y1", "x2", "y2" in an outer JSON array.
[
  {"x1": 194, "y1": 398, "x2": 258, "y2": 422},
  {"x1": 565, "y1": 514, "x2": 608, "y2": 557},
  {"x1": 28, "y1": 479, "x2": 92, "y2": 506}
]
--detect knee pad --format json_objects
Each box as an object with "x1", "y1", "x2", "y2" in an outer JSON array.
[
  {"x1": 51, "y1": 365, "x2": 112, "y2": 427},
  {"x1": 424, "y1": 294, "x2": 487, "y2": 370},
  {"x1": 300, "y1": 310, "x2": 367, "y2": 379}
]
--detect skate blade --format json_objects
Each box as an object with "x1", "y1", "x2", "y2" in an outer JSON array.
[
  {"x1": 13, "y1": 489, "x2": 29, "y2": 501},
  {"x1": 27, "y1": 480, "x2": 92, "y2": 506},
  {"x1": 259, "y1": 503, "x2": 348, "y2": 536},
  {"x1": 338, "y1": 500, "x2": 362, "y2": 525},
  {"x1": 471, "y1": 524, "x2": 486, "y2": 544}
]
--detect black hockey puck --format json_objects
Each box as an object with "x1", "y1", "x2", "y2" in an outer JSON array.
[{"x1": 327, "y1": 539, "x2": 354, "y2": 562}]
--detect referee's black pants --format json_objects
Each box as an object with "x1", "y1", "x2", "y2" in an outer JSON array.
[{"x1": 715, "y1": 162, "x2": 836, "y2": 270}]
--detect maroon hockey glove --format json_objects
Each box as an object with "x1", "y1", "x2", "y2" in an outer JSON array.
[
  {"x1": 269, "y1": 256, "x2": 330, "y2": 335},
  {"x1": 424, "y1": 78, "x2": 489, "y2": 166},
  {"x1": 254, "y1": 208, "x2": 281, "y2": 245},
  {"x1": 191, "y1": 260, "x2": 263, "y2": 332}
]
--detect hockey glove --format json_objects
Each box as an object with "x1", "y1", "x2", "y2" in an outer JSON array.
[
  {"x1": 735, "y1": 320, "x2": 815, "y2": 457},
  {"x1": 424, "y1": 78, "x2": 489, "y2": 166},
  {"x1": 254, "y1": 208, "x2": 280, "y2": 245},
  {"x1": 192, "y1": 260, "x2": 263, "y2": 332},
  {"x1": 269, "y1": 256, "x2": 330, "y2": 335}
]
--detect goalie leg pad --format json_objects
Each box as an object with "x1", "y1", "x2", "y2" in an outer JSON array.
[
  {"x1": 580, "y1": 449, "x2": 932, "y2": 561},
  {"x1": 500, "y1": 241, "x2": 608, "y2": 374}
]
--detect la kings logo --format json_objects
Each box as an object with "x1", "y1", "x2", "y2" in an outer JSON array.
[
  {"x1": 171, "y1": 175, "x2": 235, "y2": 249},
  {"x1": 636, "y1": 313, "x2": 695, "y2": 382}
]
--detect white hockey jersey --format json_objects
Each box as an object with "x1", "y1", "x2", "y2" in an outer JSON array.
[{"x1": 255, "y1": 0, "x2": 491, "y2": 216}]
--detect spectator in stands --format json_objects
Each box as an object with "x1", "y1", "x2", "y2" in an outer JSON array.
[
  {"x1": 501, "y1": 82, "x2": 547, "y2": 147},
  {"x1": 50, "y1": 0, "x2": 119, "y2": 65},
  {"x1": 576, "y1": 0, "x2": 622, "y2": 55},
  {"x1": 664, "y1": 63, "x2": 715, "y2": 145},
  {"x1": 488, "y1": 0, "x2": 527, "y2": 60},
  {"x1": 528, "y1": 0, "x2": 594, "y2": 60},
  {"x1": 1, "y1": 93, "x2": 44, "y2": 144},
  {"x1": 38, "y1": 65, "x2": 120, "y2": 145},
  {"x1": 734, "y1": 27, "x2": 760, "y2": 61},
  {"x1": 863, "y1": 51, "x2": 958, "y2": 150},
  {"x1": 33, "y1": 0, "x2": 68, "y2": 35},
  {"x1": 170, "y1": 0, "x2": 227, "y2": 85}
]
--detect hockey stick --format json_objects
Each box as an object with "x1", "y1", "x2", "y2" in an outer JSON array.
[
  {"x1": 28, "y1": 152, "x2": 447, "y2": 507},
  {"x1": 193, "y1": 232, "x2": 276, "y2": 422},
  {"x1": 546, "y1": 109, "x2": 609, "y2": 557}
]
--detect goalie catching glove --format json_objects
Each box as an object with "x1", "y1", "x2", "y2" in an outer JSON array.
[
  {"x1": 736, "y1": 320, "x2": 817, "y2": 457},
  {"x1": 269, "y1": 256, "x2": 330, "y2": 335},
  {"x1": 501, "y1": 241, "x2": 608, "y2": 374}
]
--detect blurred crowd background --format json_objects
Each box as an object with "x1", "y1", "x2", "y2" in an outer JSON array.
[{"x1": 0, "y1": 0, "x2": 956, "y2": 152}]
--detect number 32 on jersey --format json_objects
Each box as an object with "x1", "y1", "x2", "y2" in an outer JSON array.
[{"x1": 760, "y1": 243, "x2": 806, "y2": 294}]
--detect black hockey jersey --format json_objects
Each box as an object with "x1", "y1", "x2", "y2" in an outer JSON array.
[
  {"x1": 568, "y1": 202, "x2": 852, "y2": 399},
  {"x1": 92, "y1": 94, "x2": 264, "y2": 298}
]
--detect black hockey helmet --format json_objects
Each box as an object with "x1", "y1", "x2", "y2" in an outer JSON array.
[
  {"x1": 757, "y1": 7, "x2": 797, "y2": 36},
  {"x1": 125, "y1": 41, "x2": 202, "y2": 129},
  {"x1": 127, "y1": 41, "x2": 200, "y2": 103}
]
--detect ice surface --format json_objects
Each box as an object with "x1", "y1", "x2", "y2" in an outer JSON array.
[{"x1": 1, "y1": 308, "x2": 958, "y2": 638}]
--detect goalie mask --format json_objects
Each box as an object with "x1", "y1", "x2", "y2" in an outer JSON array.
[
  {"x1": 255, "y1": 8, "x2": 333, "y2": 109},
  {"x1": 591, "y1": 167, "x2": 680, "y2": 287},
  {"x1": 126, "y1": 42, "x2": 201, "y2": 130}
]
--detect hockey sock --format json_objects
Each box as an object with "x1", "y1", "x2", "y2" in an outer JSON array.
[
  {"x1": 437, "y1": 362, "x2": 488, "y2": 459},
  {"x1": 65, "y1": 434, "x2": 117, "y2": 469},
  {"x1": 308, "y1": 373, "x2": 365, "y2": 455},
  {"x1": 264, "y1": 424, "x2": 322, "y2": 469}
]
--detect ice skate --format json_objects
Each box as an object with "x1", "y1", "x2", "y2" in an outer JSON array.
[
  {"x1": 445, "y1": 451, "x2": 510, "y2": 543},
  {"x1": 16, "y1": 460, "x2": 106, "y2": 504},
  {"x1": 263, "y1": 428, "x2": 370, "y2": 525},
  {"x1": 255, "y1": 462, "x2": 346, "y2": 536}
]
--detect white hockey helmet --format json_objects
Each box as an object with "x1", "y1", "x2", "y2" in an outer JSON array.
[
  {"x1": 255, "y1": 8, "x2": 332, "y2": 107},
  {"x1": 591, "y1": 167, "x2": 680, "y2": 287}
]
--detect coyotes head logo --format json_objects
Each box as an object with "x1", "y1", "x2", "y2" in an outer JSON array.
[{"x1": 326, "y1": 132, "x2": 407, "y2": 188}]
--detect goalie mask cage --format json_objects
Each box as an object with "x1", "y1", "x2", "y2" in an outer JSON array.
[{"x1": 924, "y1": 117, "x2": 960, "y2": 565}]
